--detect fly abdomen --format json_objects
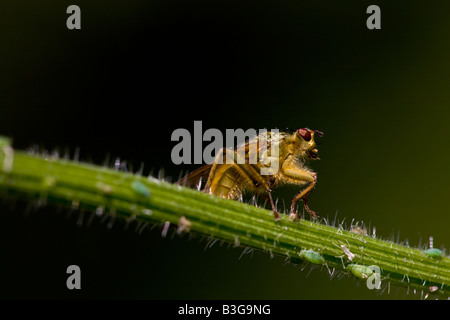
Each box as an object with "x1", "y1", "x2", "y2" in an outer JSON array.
[{"x1": 210, "y1": 166, "x2": 243, "y2": 199}]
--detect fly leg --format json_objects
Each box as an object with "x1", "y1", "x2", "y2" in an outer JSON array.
[
  {"x1": 290, "y1": 174, "x2": 317, "y2": 219},
  {"x1": 265, "y1": 191, "x2": 280, "y2": 221},
  {"x1": 232, "y1": 150, "x2": 281, "y2": 221},
  {"x1": 237, "y1": 165, "x2": 279, "y2": 221},
  {"x1": 281, "y1": 164, "x2": 318, "y2": 220}
]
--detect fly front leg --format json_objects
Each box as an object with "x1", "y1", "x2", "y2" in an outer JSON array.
[
  {"x1": 291, "y1": 172, "x2": 317, "y2": 219},
  {"x1": 281, "y1": 164, "x2": 318, "y2": 220}
]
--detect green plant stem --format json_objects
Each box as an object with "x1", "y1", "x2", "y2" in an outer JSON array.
[{"x1": 0, "y1": 137, "x2": 449, "y2": 297}]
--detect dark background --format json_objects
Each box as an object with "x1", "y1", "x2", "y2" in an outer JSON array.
[{"x1": 1, "y1": 0, "x2": 449, "y2": 299}]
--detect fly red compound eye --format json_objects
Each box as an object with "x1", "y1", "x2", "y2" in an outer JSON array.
[{"x1": 297, "y1": 128, "x2": 311, "y2": 141}]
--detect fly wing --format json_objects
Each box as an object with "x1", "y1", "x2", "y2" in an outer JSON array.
[
  {"x1": 233, "y1": 133, "x2": 268, "y2": 164},
  {"x1": 235, "y1": 131, "x2": 285, "y2": 164},
  {"x1": 178, "y1": 131, "x2": 286, "y2": 188},
  {"x1": 177, "y1": 164, "x2": 213, "y2": 188}
]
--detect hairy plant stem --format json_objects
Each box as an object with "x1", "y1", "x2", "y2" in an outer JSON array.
[{"x1": 0, "y1": 137, "x2": 449, "y2": 298}]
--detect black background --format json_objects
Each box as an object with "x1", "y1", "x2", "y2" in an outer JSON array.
[{"x1": 1, "y1": 1, "x2": 449, "y2": 299}]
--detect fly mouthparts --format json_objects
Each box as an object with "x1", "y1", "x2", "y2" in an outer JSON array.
[{"x1": 308, "y1": 150, "x2": 319, "y2": 159}]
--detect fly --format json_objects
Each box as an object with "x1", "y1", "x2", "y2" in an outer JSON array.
[{"x1": 178, "y1": 128, "x2": 323, "y2": 221}]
